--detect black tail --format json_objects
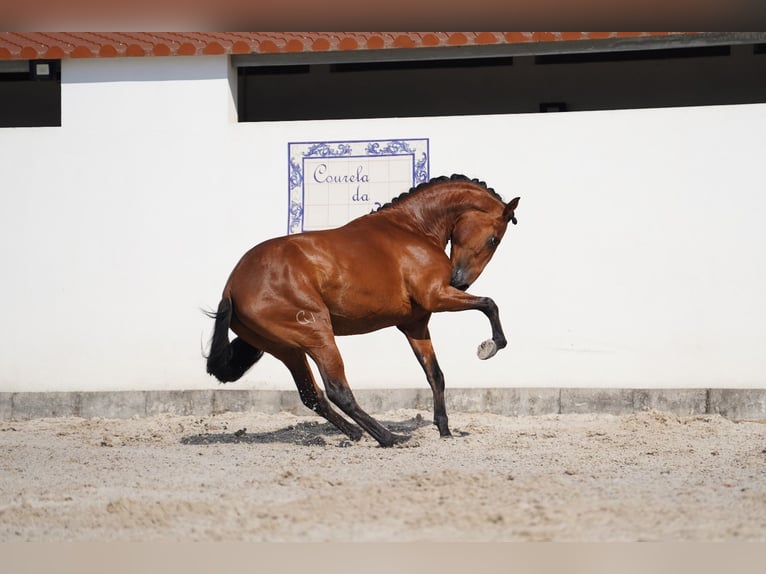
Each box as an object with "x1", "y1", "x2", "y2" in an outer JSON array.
[{"x1": 204, "y1": 298, "x2": 263, "y2": 383}]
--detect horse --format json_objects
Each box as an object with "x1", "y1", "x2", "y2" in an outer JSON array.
[{"x1": 205, "y1": 174, "x2": 520, "y2": 447}]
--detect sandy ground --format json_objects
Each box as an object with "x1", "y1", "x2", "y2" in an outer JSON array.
[{"x1": 1, "y1": 408, "x2": 765, "y2": 542}]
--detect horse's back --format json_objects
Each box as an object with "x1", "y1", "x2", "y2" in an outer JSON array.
[{"x1": 224, "y1": 214, "x2": 446, "y2": 335}]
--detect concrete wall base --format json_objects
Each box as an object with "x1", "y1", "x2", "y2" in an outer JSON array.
[{"x1": 2, "y1": 388, "x2": 765, "y2": 422}]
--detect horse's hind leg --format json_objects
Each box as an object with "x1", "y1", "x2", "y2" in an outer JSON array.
[
  {"x1": 277, "y1": 349, "x2": 363, "y2": 442},
  {"x1": 308, "y1": 341, "x2": 408, "y2": 448},
  {"x1": 398, "y1": 318, "x2": 451, "y2": 438}
]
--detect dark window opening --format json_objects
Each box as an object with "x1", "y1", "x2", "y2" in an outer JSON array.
[
  {"x1": 0, "y1": 60, "x2": 61, "y2": 128},
  {"x1": 238, "y1": 57, "x2": 516, "y2": 122},
  {"x1": 331, "y1": 56, "x2": 514, "y2": 73},
  {"x1": 540, "y1": 102, "x2": 568, "y2": 113},
  {"x1": 237, "y1": 43, "x2": 766, "y2": 122},
  {"x1": 534, "y1": 45, "x2": 731, "y2": 65}
]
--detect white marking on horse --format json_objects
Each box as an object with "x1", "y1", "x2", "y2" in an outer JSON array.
[{"x1": 296, "y1": 310, "x2": 316, "y2": 325}]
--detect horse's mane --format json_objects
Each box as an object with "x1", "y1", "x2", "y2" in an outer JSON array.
[{"x1": 376, "y1": 174, "x2": 504, "y2": 212}]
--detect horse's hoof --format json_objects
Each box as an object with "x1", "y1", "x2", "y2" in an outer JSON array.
[
  {"x1": 477, "y1": 339, "x2": 498, "y2": 360},
  {"x1": 379, "y1": 433, "x2": 411, "y2": 447},
  {"x1": 347, "y1": 428, "x2": 364, "y2": 442},
  {"x1": 434, "y1": 418, "x2": 451, "y2": 437}
]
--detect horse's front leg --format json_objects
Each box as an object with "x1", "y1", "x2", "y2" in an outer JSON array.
[
  {"x1": 473, "y1": 296, "x2": 506, "y2": 360},
  {"x1": 398, "y1": 317, "x2": 451, "y2": 437},
  {"x1": 420, "y1": 286, "x2": 507, "y2": 360}
]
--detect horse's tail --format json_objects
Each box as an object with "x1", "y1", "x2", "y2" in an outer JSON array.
[{"x1": 204, "y1": 297, "x2": 264, "y2": 383}]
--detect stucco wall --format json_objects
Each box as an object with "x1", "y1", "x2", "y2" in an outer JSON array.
[{"x1": 1, "y1": 55, "x2": 764, "y2": 392}]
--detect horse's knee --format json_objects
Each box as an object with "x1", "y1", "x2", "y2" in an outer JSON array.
[{"x1": 478, "y1": 296, "x2": 498, "y2": 313}]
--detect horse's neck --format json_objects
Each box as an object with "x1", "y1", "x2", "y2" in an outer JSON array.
[{"x1": 384, "y1": 186, "x2": 487, "y2": 247}]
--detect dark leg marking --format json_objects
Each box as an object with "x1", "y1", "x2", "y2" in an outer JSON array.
[
  {"x1": 399, "y1": 319, "x2": 452, "y2": 438},
  {"x1": 279, "y1": 349, "x2": 363, "y2": 442}
]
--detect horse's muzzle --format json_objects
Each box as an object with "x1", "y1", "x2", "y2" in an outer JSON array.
[{"x1": 450, "y1": 267, "x2": 470, "y2": 291}]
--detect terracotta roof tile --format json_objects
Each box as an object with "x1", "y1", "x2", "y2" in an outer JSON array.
[{"x1": 0, "y1": 32, "x2": 700, "y2": 60}]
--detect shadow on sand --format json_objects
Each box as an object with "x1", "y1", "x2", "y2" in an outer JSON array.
[{"x1": 179, "y1": 414, "x2": 460, "y2": 447}]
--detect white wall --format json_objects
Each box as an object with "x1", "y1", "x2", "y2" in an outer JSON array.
[{"x1": 1, "y1": 55, "x2": 765, "y2": 392}]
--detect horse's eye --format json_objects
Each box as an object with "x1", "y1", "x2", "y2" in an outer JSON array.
[{"x1": 487, "y1": 236, "x2": 499, "y2": 249}]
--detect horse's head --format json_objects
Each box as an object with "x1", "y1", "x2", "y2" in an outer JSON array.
[{"x1": 449, "y1": 197, "x2": 519, "y2": 290}]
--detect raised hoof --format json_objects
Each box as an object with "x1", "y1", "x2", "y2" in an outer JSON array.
[{"x1": 477, "y1": 339, "x2": 498, "y2": 360}]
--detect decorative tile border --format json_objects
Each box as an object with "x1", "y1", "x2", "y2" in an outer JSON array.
[{"x1": 287, "y1": 138, "x2": 429, "y2": 234}]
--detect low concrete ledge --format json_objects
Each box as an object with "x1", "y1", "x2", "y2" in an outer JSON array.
[
  {"x1": 560, "y1": 388, "x2": 709, "y2": 416},
  {"x1": 708, "y1": 388, "x2": 766, "y2": 420},
  {"x1": 1, "y1": 388, "x2": 765, "y2": 422}
]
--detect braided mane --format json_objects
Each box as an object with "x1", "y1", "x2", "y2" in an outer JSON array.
[{"x1": 376, "y1": 174, "x2": 503, "y2": 212}]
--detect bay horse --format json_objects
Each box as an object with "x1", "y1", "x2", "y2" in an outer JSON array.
[{"x1": 206, "y1": 174, "x2": 520, "y2": 447}]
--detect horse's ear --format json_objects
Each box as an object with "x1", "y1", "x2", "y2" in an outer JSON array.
[{"x1": 503, "y1": 197, "x2": 520, "y2": 224}]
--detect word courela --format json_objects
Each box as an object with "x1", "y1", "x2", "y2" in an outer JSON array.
[{"x1": 312, "y1": 163, "x2": 370, "y2": 185}]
